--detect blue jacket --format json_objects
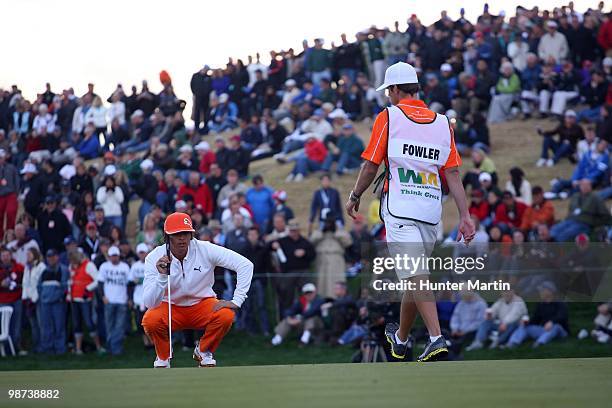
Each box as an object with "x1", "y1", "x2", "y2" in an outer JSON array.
[
  {"x1": 77, "y1": 135, "x2": 100, "y2": 159},
  {"x1": 572, "y1": 150, "x2": 609, "y2": 184},
  {"x1": 450, "y1": 295, "x2": 488, "y2": 333},
  {"x1": 246, "y1": 186, "x2": 275, "y2": 227},
  {"x1": 37, "y1": 264, "x2": 69, "y2": 304},
  {"x1": 521, "y1": 64, "x2": 542, "y2": 90},
  {"x1": 213, "y1": 102, "x2": 238, "y2": 123},
  {"x1": 310, "y1": 187, "x2": 344, "y2": 225}
]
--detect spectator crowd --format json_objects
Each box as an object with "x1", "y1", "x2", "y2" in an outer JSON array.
[{"x1": 0, "y1": 2, "x2": 611, "y2": 359}]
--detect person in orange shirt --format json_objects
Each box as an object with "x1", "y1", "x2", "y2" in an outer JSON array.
[
  {"x1": 519, "y1": 186, "x2": 556, "y2": 232},
  {"x1": 345, "y1": 62, "x2": 475, "y2": 362}
]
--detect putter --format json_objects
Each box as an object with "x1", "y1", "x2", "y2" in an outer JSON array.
[{"x1": 166, "y1": 241, "x2": 173, "y2": 360}]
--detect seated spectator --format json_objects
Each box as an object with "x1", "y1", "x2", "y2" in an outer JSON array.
[
  {"x1": 320, "y1": 281, "x2": 356, "y2": 343},
  {"x1": 469, "y1": 59, "x2": 497, "y2": 114},
  {"x1": 207, "y1": 93, "x2": 238, "y2": 133},
  {"x1": 504, "y1": 166, "x2": 532, "y2": 205},
  {"x1": 286, "y1": 136, "x2": 327, "y2": 182},
  {"x1": 274, "y1": 109, "x2": 332, "y2": 159},
  {"x1": 221, "y1": 196, "x2": 253, "y2": 234},
  {"x1": 238, "y1": 117, "x2": 263, "y2": 152},
  {"x1": 114, "y1": 110, "x2": 153, "y2": 155},
  {"x1": 320, "y1": 123, "x2": 364, "y2": 175},
  {"x1": 264, "y1": 116, "x2": 288, "y2": 155},
  {"x1": 424, "y1": 73, "x2": 450, "y2": 112},
  {"x1": 494, "y1": 191, "x2": 528, "y2": 232},
  {"x1": 587, "y1": 302, "x2": 612, "y2": 343},
  {"x1": 547, "y1": 139, "x2": 609, "y2": 198},
  {"x1": 520, "y1": 186, "x2": 556, "y2": 232},
  {"x1": 576, "y1": 125, "x2": 599, "y2": 160},
  {"x1": 225, "y1": 135, "x2": 251, "y2": 178},
  {"x1": 77, "y1": 123, "x2": 101, "y2": 159},
  {"x1": 506, "y1": 282, "x2": 569, "y2": 348},
  {"x1": 448, "y1": 289, "x2": 487, "y2": 355},
  {"x1": 550, "y1": 179, "x2": 612, "y2": 242},
  {"x1": 462, "y1": 148, "x2": 498, "y2": 191},
  {"x1": 543, "y1": 61, "x2": 580, "y2": 118},
  {"x1": 487, "y1": 61, "x2": 521, "y2": 124},
  {"x1": 271, "y1": 283, "x2": 324, "y2": 346},
  {"x1": 466, "y1": 290, "x2": 527, "y2": 350},
  {"x1": 310, "y1": 217, "x2": 352, "y2": 298},
  {"x1": 577, "y1": 70, "x2": 609, "y2": 123},
  {"x1": 537, "y1": 20, "x2": 569, "y2": 65},
  {"x1": 536, "y1": 109, "x2": 584, "y2": 167},
  {"x1": 519, "y1": 53, "x2": 543, "y2": 118},
  {"x1": 468, "y1": 188, "x2": 490, "y2": 224},
  {"x1": 195, "y1": 141, "x2": 216, "y2": 175}
]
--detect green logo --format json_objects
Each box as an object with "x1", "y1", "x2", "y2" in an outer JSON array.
[{"x1": 397, "y1": 168, "x2": 439, "y2": 187}]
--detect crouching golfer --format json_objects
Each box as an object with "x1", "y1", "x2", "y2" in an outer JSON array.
[{"x1": 142, "y1": 212, "x2": 253, "y2": 368}]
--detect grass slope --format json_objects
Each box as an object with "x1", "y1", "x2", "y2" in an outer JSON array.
[{"x1": 1, "y1": 358, "x2": 611, "y2": 408}]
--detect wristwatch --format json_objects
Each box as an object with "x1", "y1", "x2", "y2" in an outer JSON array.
[{"x1": 349, "y1": 190, "x2": 361, "y2": 202}]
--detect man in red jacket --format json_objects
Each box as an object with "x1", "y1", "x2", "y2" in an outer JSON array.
[
  {"x1": 177, "y1": 171, "x2": 214, "y2": 219},
  {"x1": 495, "y1": 191, "x2": 528, "y2": 230},
  {"x1": 0, "y1": 247, "x2": 24, "y2": 353}
]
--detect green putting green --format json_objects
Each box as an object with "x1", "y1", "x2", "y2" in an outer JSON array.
[{"x1": 1, "y1": 357, "x2": 610, "y2": 408}]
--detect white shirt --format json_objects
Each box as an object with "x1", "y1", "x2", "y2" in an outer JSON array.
[
  {"x1": 32, "y1": 113, "x2": 55, "y2": 134},
  {"x1": 129, "y1": 260, "x2": 146, "y2": 310},
  {"x1": 247, "y1": 62, "x2": 269, "y2": 88},
  {"x1": 143, "y1": 239, "x2": 253, "y2": 309},
  {"x1": 98, "y1": 261, "x2": 130, "y2": 304},
  {"x1": 85, "y1": 106, "x2": 108, "y2": 128},
  {"x1": 108, "y1": 102, "x2": 126, "y2": 125},
  {"x1": 7, "y1": 239, "x2": 39, "y2": 266},
  {"x1": 96, "y1": 186, "x2": 124, "y2": 217},
  {"x1": 22, "y1": 262, "x2": 46, "y2": 303}
]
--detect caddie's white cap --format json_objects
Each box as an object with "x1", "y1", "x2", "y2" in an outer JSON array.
[{"x1": 376, "y1": 62, "x2": 419, "y2": 92}]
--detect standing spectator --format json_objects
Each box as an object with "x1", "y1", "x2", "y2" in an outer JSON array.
[
  {"x1": 507, "y1": 32, "x2": 530, "y2": 72},
  {"x1": 506, "y1": 282, "x2": 569, "y2": 348},
  {"x1": 68, "y1": 250, "x2": 104, "y2": 354},
  {"x1": 538, "y1": 20, "x2": 569, "y2": 64},
  {"x1": 37, "y1": 195, "x2": 71, "y2": 253},
  {"x1": 190, "y1": 66, "x2": 212, "y2": 133},
  {"x1": 133, "y1": 159, "x2": 157, "y2": 225},
  {"x1": 0, "y1": 247, "x2": 24, "y2": 353},
  {"x1": 383, "y1": 21, "x2": 409, "y2": 65},
  {"x1": 305, "y1": 38, "x2": 332, "y2": 85},
  {"x1": 271, "y1": 283, "x2": 324, "y2": 346},
  {"x1": 309, "y1": 174, "x2": 344, "y2": 233},
  {"x1": 195, "y1": 141, "x2": 216, "y2": 175},
  {"x1": 309, "y1": 217, "x2": 352, "y2": 298},
  {"x1": 217, "y1": 169, "x2": 248, "y2": 210},
  {"x1": 271, "y1": 220, "x2": 316, "y2": 314},
  {"x1": 246, "y1": 175, "x2": 274, "y2": 232},
  {"x1": 38, "y1": 249, "x2": 69, "y2": 354},
  {"x1": 177, "y1": 171, "x2": 214, "y2": 219},
  {"x1": 466, "y1": 290, "x2": 527, "y2": 350},
  {"x1": 79, "y1": 221, "x2": 100, "y2": 258},
  {"x1": 96, "y1": 176, "x2": 124, "y2": 229},
  {"x1": 7, "y1": 223, "x2": 39, "y2": 266},
  {"x1": 129, "y1": 243, "x2": 152, "y2": 349},
  {"x1": 0, "y1": 149, "x2": 19, "y2": 239},
  {"x1": 21, "y1": 247, "x2": 45, "y2": 353},
  {"x1": 97, "y1": 246, "x2": 130, "y2": 355},
  {"x1": 333, "y1": 33, "x2": 363, "y2": 84},
  {"x1": 239, "y1": 227, "x2": 270, "y2": 335},
  {"x1": 205, "y1": 163, "x2": 226, "y2": 206}
]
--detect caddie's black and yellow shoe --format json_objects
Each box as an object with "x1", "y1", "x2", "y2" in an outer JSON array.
[
  {"x1": 385, "y1": 323, "x2": 413, "y2": 359},
  {"x1": 417, "y1": 336, "x2": 448, "y2": 362}
]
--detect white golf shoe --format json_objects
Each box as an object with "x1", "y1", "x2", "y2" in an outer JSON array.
[
  {"x1": 153, "y1": 357, "x2": 170, "y2": 368},
  {"x1": 193, "y1": 342, "x2": 216, "y2": 367}
]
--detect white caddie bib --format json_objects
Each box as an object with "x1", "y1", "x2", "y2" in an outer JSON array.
[{"x1": 384, "y1": 105, "x2": 452, "y2": 225}]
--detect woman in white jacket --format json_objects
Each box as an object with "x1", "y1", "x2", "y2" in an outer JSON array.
[
  {"x1": 21, "y1": 247, "x2": 46, "y2": 353},
  {"x1": 85, "y1": 96, "x2": 108, "y2": 138},
  {"x1": 96, "y1": 176, "x2": 124, "y2": 229},
  {"x1": 504, "y1": 166, "x2": 532, "y2": 205}
]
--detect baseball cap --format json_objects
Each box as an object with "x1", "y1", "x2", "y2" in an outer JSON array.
[
  {"x1": 302, "y1": 283, "x2": 316, "y2": 293},
  {"x1": 376, "y1": 62, "x2": 419, "y2": 91},
  {"x1": 195, "y1": 141, "x2": 210, "y2": 151},
  {"x1": 219, "y1": 93, "x2": 229, "y2": 103},
  {"x1": 140, "y1": 159, "x2": 154, "y2": 170},
  {"x1": 64, "y1": 236, "x2": 76, "y2": 245},
  {"x1": 564, "y1": 110, "x2": 577, "y2": 117},
  {"x1": 0, "y1": 149, "x2": 6, "y2": 158},
  {"x1": 230, "y1": 134, "x2": 241, "y2": 142},
  {"x1": 272, "y1": 190, "x2": 287, "y2": 201},
  {"x1": 46, "y1": 249, "x2": 58, "y2": 257},
  {"x1": 313, "y1": 108, "x2": 324, "y2": 117},
  {"x1": 175, "y1": 200, "x2": 187, "y2": 210},
  {"x1": 103, "y1": 165, "x2": 117, "y2": 176},
  {"x1": 136, "y1": 243, "x2": 149, "y2": 253},
  {"x1": 130, "y1": 109, "x2": 144, "y2": 120},
  {"x1": 95, "y1": 204, "x2": 104, "y2": 211},
  {"x1": 179, "y1": 144, "x2": 193, "y2": 153},
  {"x1": 328, "y1": 108, "x2": 348, "y2": 120},
  {"x1": 59, "y1": 164, "x2": 76, "y2": 180},
  {"x1": 20, "y1": 163, "x2": 38, "y2": 175},
  {"x1": 478, "y1": 172, "x2": 492, "y2": 183},
  {"x1": 604, "y1": 57, "x2": 612, "y2": 67},
  {"x1": 537, "y1": 281, "x2": 557, "y2": 293},
  {"x1": 440, "y1": 63, "x2": 453, "y2": 72},
  {"x1": 108, "y1": 246, "x2": 120, "y2": 257},
  {"x1": 285, "y1": 79, "x2": 297, "y2": 87},
  {"x1": 44, "y1": 195, "x2": 58, "y2": 204},
  {"x1": 86, "y1": 221, "x2": 97, "y2": 230},
  {"x1": 288, "y1": 219, "x2": 301, "y2": 230},
  {"x1": 546, "y1": 20, "x2": 558, "y2": 28}
]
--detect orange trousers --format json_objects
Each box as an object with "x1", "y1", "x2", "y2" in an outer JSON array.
[{"x1": 142, "y1": 297, "x2": 234, "y2": 361}]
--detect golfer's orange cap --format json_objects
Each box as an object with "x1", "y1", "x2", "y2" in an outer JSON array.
[{"x1": 164, "y1": 212, "x2": 196, "y2": 235}]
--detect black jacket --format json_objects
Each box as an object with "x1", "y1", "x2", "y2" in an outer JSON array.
[
  {"x1": 275, "y1": 235, "x2": 315, "y2": 273},
  {"x1": 37, "y1": 209, "x2": 71, "y2": 252},
  {"x1": 531, "y1": 301, "x2": 569, "y2": 332}
]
